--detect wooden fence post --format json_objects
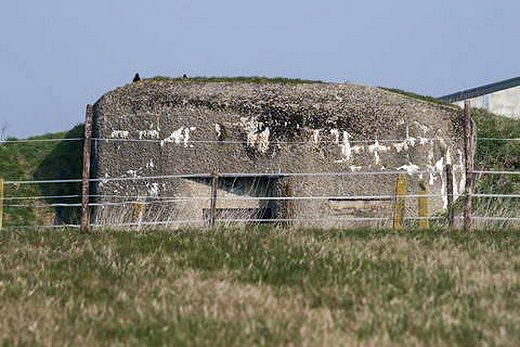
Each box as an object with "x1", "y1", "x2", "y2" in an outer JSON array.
[
  {"x1": 81, "y1": 105, "x2": 93, "y2": 233},
  {"x1": 444, "y1": 164, "x2": 454, "y2": 228},
  {"x1": 393, "y1": 174, "x2": 407, "y2": 230},
  {"x1": 463, "y1": 101, "x2": 474, "y2": 232},
  {"x1": 0, "y1": 178, "x2": 4, "y2": 230},
  {"x1": 209, "y1": 173, "x2": 218, "y2": 229},
  {"x1": 418, "y1": 180, "x2": 429, "y2": 230}
]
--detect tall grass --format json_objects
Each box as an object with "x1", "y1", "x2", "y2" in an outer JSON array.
[{"x1": 1, "y1": 227, "x2": 519, "y2": 346}]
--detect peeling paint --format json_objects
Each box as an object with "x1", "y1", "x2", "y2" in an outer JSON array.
[
  {"x1": 330, "y1": 129, "x2": 340, "y2": 143},
  {"x1": 161, "y1": 126, "x2": 196, "y2": 147},
  {"x1": 139, "y1": 130, "x2": 159, "y2": 139},
  {"x1": 312, "y1": 129, "x2": 321, "y2": 144},
  {"x1": 397, "y1": 162, "x2": 420, "y2": 175},
  {"x1": 241, "y1": 116, "x2": 270, "y2": 153},
  {"x1": 256, "y1": 127, "x2": 270, "y2": 153},
  {"x1": 111, "y1": 130, "x2": 129, "y2": 138},
  {"x1": 126, "y1": 169, "x2": 139, "y2": 177},
  {"x1": 148, "y1": 183, "x2": 160, "y2": 197},
  {"x1": 368, "y1": 140, "x2": 390, "y2": 165},
  {"x1": 340, "y1": 131, "x2": 352, "y2": 160}
]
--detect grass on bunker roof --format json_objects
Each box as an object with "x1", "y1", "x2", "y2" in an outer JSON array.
[
  {"x1": 146, "y1": 75, "x2": 324, "y2": 84},
  {"x1": 1, "y1": 227, "x2": 519, "y2": 346}
]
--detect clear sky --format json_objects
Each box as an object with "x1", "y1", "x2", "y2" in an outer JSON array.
[{"x1": 2, "y1": 0, "x2": 520, "y2": 138}]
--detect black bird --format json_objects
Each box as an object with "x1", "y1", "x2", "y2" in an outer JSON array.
[
  {"x1": 182, "y1": 74, "x2": 187, "y2": 79},
  {"x1": 133, "y1": 73, "x2": 141, "y2": 82}
]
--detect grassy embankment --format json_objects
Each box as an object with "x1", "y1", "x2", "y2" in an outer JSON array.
[
  {"x1": 1, "y1": 228, "x2": 519, "y2": 346},
  {"x1": 0, "y1": 125, "x2": 84, "y2": 227}
]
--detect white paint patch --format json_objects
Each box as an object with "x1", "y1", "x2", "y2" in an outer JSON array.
[
  {"x1": 111, "y1": 130, "x2": 129, "y2": 139},
  {"x1": 456, "y1": 149, "x2": 465, "y2": 198},
  {"x1": 241, "y1": 117, "x2": 270, "y2": 153},
  {"x1": 332, "y1": 130, "x2": 365, "y2": 163},
  {"x1": 397, "y1": 162, "x2": 420, "y2": 175},
  {"x1": 419, "y1": 137, "x2": 430, "y2": 145},
  {"x1": 392, "y1": 126, "x2": 418, "y2": 153},
  {"x1": 148, "y1": 183, "x2": 160, "y2": 197},
  {"x1": 161, "y1": 127, "x2": 196, "y2": 147},
  {"x1": 313, "y1": 129, "x2": 321, "y2": 144},
  {"x1": 126, "y1": 169, "x2": 139, "y2": 178},
  {"x1": 340, "y1": 131, "x2": 352, "y2": 160},
  {"x1": 350, "y1": 166, "x2": 362, "y2": 172},
  {"x1": 139, "y1": 130, "x2": 159, "y2": 139},
  {"x1": 368, "y1": 140, "x2": 390, "y2": 165},
  {"x1": 330, "y1": 129, "x2": 340, "y2": 143},
  {"x1": 99, "y1": 173, "x2": 110, "y2": 189},
  {"x1": 256, "y1": 127, "x2": 270, "y2": 153},
  {"x1": 414, "y1": 121, "x2": 430, "y2": 134}
]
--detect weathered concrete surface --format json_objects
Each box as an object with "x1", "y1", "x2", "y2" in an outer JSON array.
[{"x1": 92, "y1": 79, "x2": 466, "y2": 227}]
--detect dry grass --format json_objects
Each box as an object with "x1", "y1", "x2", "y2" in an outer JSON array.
[{"x1": 1, "y1": 227, "x2": 519, "y2": 346}]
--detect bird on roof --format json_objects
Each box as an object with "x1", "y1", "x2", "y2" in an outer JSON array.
[{"x1": 133, "y1": 73, "x2": 141, "y2": 82}]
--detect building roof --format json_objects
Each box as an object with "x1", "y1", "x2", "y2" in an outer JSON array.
[{"x1": 438, "y1": 76, "x2": 520, "y2": 102}]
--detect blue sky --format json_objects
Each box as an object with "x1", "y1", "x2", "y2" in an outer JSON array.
[{"x1": 2, "y1": 0, "x2": 520, "y2": 137}]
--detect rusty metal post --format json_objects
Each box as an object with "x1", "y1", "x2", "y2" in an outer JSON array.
[
  {"x1": 209, "y1": 173, "x2": 218, "y2": 229},
  {"x1": 463, "y1": 101, "x2": 474, "y2": 232},
  {"x1": 81, "y1": 105, "x2": 93, "y2": 232},
  {"x1": 393, "y1": 174, "x2": 407, "y2": 230},
  {"x1": 418, "y1": 180, "x2": 429, "y2": 230},
  {"x1": 444, "y1": 164, "x2": 454, "y2": 228}
]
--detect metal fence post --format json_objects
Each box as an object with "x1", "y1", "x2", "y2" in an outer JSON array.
[
  {"x1": 209, "y1": 173, "x2": 218, "y2": 229},
  {"x1": 444, "y1": 164, "x2": 454, "y2": 228},
  {"x1": 393, "y1": 174, "x2": 407, "y2": 230}
]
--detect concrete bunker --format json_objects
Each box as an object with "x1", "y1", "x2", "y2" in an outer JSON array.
[{"x1": 91, "y1": 78, "x2": 466, "y2": 228}]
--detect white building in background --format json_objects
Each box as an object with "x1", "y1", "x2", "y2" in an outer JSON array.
[{"x1": 439, "y1": 77, "x2": 520, "y2": 119}]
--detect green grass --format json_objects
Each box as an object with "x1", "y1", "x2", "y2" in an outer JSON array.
[
  {"x1": 0, "y1": 125, "x2": 84, "y2": 227},
  {"x1": 0, "y1": 227, "x2": 519, "y2": 346},
  {"x1": 471, "y1": 109, "x2": 520, "y2": 223},
  {"x1": 381, "y1": 87, "x2": 456, "y2": 107}
]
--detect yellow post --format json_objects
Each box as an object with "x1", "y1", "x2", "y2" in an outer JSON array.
[
  {"x1": 418, "y1": 180, "x2": 429, "y2": 230},
  {"x1": 133, "y1": 196, "x2": 146, "y2": 230},
  {"x1": 393, "y1": 174, "x2": 407, "y2": 230},
  {"x1": 0, "y1": 178, "x2": 3, "y2": 230}
]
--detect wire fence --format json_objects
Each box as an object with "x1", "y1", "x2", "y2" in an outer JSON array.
[{"x1": 1, "y1": 132, "x2": 519, "y2": 230}]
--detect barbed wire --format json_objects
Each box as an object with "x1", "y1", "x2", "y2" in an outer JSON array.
[
  {"x1": 3, "y1": 193, "x2": 451, "y2": 209},
  {"x1": 472, "y1": 170, "x2": 520, "y2": 175},
  {"x1": 4, "y1": 170, "x2": 446, "y2": 185},
  {"x1": 5, "y1": 192, "x2": 519, "y2": 206},
  {"x1": 476, "y1": 138, "x2": 520, "y2": 142},
  {"x1": 3, "y1": 194, "x2": 81, "y2": 201},
  {"x1": 472, "y1": 216, "x2": 520, "y2": 221},
  {"x1": 0, "y1": 138, "x2": 83, "y2": 144},
  {"x1": 2, "y1": 136, "x2": 520, "y2": 145}
]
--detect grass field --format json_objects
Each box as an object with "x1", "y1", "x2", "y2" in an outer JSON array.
[{"x1": 1, "y1": 227, "x2": 519, "y2": 346}]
